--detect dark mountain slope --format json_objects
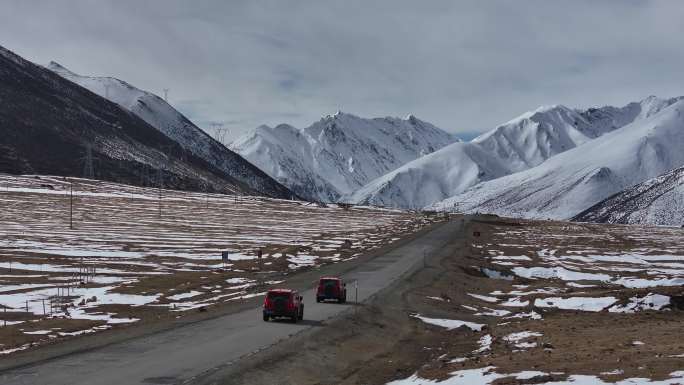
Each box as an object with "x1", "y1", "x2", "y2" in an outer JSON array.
[
  {"x1": 0, "y1": 45, "x2": 292, "y2": 198},
  {"x1": 573, "y1": 166, "x2": 684, "y2": 226}
]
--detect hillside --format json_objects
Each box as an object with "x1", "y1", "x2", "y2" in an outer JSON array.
[
  {"x1": 347, "y1": 97, "x2": 683, "y2": 208},
  {"x1": 46, "y1": 62, "x2": 292, "y2": 198},
  {"x1": 573, "y1": 166, "x2": 684, "y2": 226},
  {"x1": 433, "y1": 99, "x2": 684, "y2": 219},
  {"x1": 230, "y1": 112, "x2": 458, "y2": 202}
]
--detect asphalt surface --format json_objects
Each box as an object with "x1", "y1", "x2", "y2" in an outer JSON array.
[{"x1": 0, "y1": 219, "x2": 462, "y2": 385}]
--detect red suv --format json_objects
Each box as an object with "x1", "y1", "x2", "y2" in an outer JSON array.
[
  {"x1": 316, "y1": 277, "x2": 347, "y2": 303},
  {"x1": 263, "y1": 289, "x2": 304, "y2": 322}
]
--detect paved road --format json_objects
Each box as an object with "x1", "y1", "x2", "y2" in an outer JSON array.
[{"x1": 0, "y1": 220, "x2": 462, "y2": 385}]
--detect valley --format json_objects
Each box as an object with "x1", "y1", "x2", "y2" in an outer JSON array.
[
  {"x1": 212, "y1": 216, "x2": 684, "y2": 385},
  {"x1": 0, "y1": 7, "x2": 683, "y2": 384},
  {"x1": 0, "y1": 174, "x2": 435, "y2": 358}
]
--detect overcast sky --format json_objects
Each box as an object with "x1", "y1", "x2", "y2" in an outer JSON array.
[{"x1": 2, "y1": 0, "x2": 683, "y2": 141}]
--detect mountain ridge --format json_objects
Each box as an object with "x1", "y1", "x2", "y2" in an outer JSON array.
[
  {"x1": 230, "y1": 111, "x2": 459, "y2": 201},
  {"x1": 346, "y1": 96, "x2": 684, "y2": 209},
  {"x1": 0, "y1": 44, "x2": 290, "y2": 198},
  {"x1": 47, "y1": 61, "x2": 292, "y2": 199},
  {"x1": 432, "y1": 98, "x2": 684, "y2": 220}
]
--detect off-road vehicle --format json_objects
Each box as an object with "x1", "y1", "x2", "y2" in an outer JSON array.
[
  {"x1": 263, "y1": 289, "x2": 304, "y2": 322},
  {"x1": 316, "y1": 276, "x2": 347, "y2": 303}
]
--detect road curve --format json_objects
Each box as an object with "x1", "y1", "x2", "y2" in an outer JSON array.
[{"x1": 0, "y1": 219, "x2": 462, "y2": 385}]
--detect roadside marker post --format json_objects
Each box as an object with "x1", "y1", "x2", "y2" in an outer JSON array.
[
  {"x1": 355, "y1": 280, "x2": 358, "y2": 304},
  {"x1": 257, "y1": 248, "x2": 263, "y2": 287},
  {"x1": 221, "y1": 251, "x2": 229, "y2": 270}
]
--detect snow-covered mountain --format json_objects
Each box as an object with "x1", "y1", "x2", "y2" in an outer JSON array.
[
  {"x1": 432, "y1": 98, "x2": 684, "y2": 219},
  {"x1": 346, "y1": 98, "x2": 679, "y2": 209},
  {"x1": 573, "y1": 166, "x2": 684, "y2": 226},
  {"x1": 230, "y1": 112, "x2": 458, "y2": 201},
  {"x1": 47, "y1": 62, "x2": 291, "y2": 199}
]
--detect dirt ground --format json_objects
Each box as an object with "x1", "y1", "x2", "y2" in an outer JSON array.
[
  {"x1": 0, "y1": 174, "x2": 441, "y2": 356},
  {"x1": 195, "y1": 216, "x2": 684, "y2": 385},
  {"x1": 0, "y1": 219, "x2": 446, "y2": 372}
]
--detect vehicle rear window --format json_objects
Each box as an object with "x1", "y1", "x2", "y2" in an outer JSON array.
[
  {"x1": 267, "y1": 292, "x2": 290, "y2": 299},
  {"x1": 320, "y1": 279, "x2": 338, "y2": 285}
]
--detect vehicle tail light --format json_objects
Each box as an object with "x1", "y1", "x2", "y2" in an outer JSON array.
[{"x1": 264, "y1": 297, "x2": 272, "y2": 308}]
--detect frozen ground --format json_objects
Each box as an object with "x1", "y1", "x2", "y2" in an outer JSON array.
[
  {"x1": 0, "y1": 174, "x2": 433, "y2": 354},
  {"x1": 388, "y1": 218, "x2": 684, "y2": 385},
  {"x1": 183, "y1": 215, "x2": 684, "y2": 385}
]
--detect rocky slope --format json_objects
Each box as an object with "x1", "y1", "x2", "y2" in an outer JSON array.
[{"x1": 573, "y1": 166, "x2": 684, "y2": 226}]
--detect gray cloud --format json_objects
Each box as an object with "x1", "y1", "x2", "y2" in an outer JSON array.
[{"x1": 1, "y1": 0, "x2": 683, "y2": 140}]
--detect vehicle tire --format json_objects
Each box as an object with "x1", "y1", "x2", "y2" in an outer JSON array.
[
  {"x1": 316, "y1": 297, "x2": 321, "y2": 303},
  {"x1": 263, "y1": 314, "x2": 269, "y2": 322},
  {"x1": 299, "y1": 305, "x2": 304, "y2": 320}
]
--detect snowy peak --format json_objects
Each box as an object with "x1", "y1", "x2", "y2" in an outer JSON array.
[
  {"x1": 433, "y1": 98, "x2": 684, "y2": 219},
  {"x1": 47, "y1": 61, "x2": 160, "y2": 113},
  {"x1": 46, "y1": 61, "x2": 75, "y2": 76},
  {"x1": 230, "y1": 112, "x2": 458, "y2": 202},
  {"x1": 636, "y1": 95, "x2": 683, "y2": 118},
  {"x1": 579, "y1": 95, "x2": 683, "y2": 137},
  {"x1": 473, "y1": 104, "x2": 595, "y2": 172},
  {"x1": 348, "y1": 96, "x2": 684, "y2": 210}
]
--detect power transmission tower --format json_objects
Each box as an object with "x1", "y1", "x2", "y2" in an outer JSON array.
[
  {"x1": 156, "y1": 144, "x2": 174, "y2": 218},
  {"x1": 139, "y1": 163, "x2": 146, "y2": 186},
  {"x1": 211, "y1": 123, "x2": 229, "y2": 145},
  {"x1": 69, "y1": 180, "x2": 74, "y2": 230},
  {"x1": 163, "y1": 88, "x2": 169, "y2": 103},
  {"x1": 157, "y1": 166, "x2": 163, "y2": 218},
  {"x1": 81, "y1": 144, "x2": 96, "y2": 180}
]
